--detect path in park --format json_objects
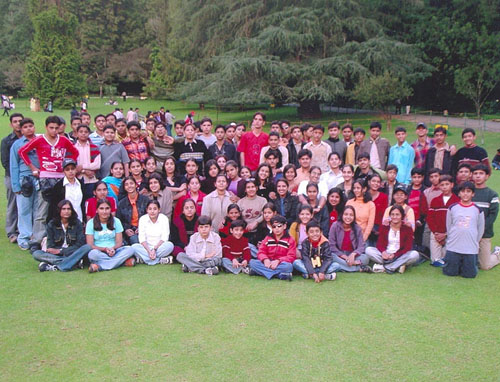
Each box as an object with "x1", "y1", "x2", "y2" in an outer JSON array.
[
  {"x1": 320, "y1": 105, "x2": 500, "y2": 133},
  {"x1": 397, "y1": 114, "x2": 500, "y2": 133}
]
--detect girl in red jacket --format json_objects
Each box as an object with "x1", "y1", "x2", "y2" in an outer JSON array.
[{"x1": 365, "y1": 205, "x2": 420, "y2": 274}]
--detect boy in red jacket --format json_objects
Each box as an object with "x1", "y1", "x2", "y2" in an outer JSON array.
[
  {"x1": 249, "y1": 215, "x2": 296, "y2": 281},
  {"x1": 427, "y1": 175, "x2": 459, "y2": 267},
  {"x1": 221, "y1": 220, "x2": 251, "y2": 274}
]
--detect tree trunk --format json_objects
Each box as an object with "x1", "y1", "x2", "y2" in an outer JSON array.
[
  {"x1": 99, "y1": 85, "x2": 103, "y2": 98},
  {"x1": 298, "y1": 100, "x2": 321, "y2": 119}
]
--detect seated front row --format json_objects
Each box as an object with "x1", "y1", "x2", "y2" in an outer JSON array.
[{"x1": 34, "y1": 183, "x2": 483, "y2": 279}]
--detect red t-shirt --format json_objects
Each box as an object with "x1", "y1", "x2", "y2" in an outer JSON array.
[
  {"x1": 237, "y1": 131, "x2": 269, "y2": 171},
  {"x1": 341, "y1": 230, "x2": 353, "y2": 252},
  {"x1": 329, "y1": 210, "x2": 339, "y2": 227},
  {"x1": 408, "y1": 188, "x2": 422, "y2": 221},
  {"x1": 85, "y1": 197, "x2": 117, "y2": 218},
  {"x1": 372, "y1": 192, "x2": 389, "y2": 225}
]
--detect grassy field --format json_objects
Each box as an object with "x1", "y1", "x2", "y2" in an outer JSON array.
[{"x1": 1, "y1": 99, "x2": 500, "y2": 381}]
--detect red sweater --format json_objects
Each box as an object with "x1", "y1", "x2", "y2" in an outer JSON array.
[
  {"x1": 222, "y1": 235, "x2": 251, "y2": 262},
  {"x1": 372, "y1": 192, "x2": 388, "y2": 225},
  {"x1": 257, "y1": 233, "x2": 297, "y2": 264},
  {"x1": 427, "y1": 193, "x2": 460, "y2": 233},
  {"x1": 18, "y1": 135, "x2": 79, "y2": 178},
  {"x1": 376, "y1": 224, "x2": 414, "y2": 258},
  {"x1": 408, "y1": 187, "x2": 427, "y2": 222}
]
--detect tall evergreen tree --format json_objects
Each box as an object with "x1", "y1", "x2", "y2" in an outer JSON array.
[
  {"x1": 23, "y1": 7, "x2": 86, "y2": 107},
  {"x1": 166, "y1": 0, "x2": 430, "y2": 116}
]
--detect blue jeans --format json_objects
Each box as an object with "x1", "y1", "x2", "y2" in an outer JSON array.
[
  {"x1": 132, "y1": 241, "x2": 174, "y2": 265},
  {"x1": 443, "y1": 250, "x2": 478, "y2": 278},
  {"x1": 492, "y1": 162, "x2": 500, "y2": 170},
  {"x1": 222, "y1": 258, "x2": 248, "y2": 274},
  {"x1": 293, "y1": 259, "x2": 340, "y2": 276},
  {"x1": 5, "y1": 176, "x2": 18, "y2": 238},
  {"x1": 166, "y1": 124, "x2": 173, "y2": 137},
  {"x1": 249, "y1": 259, "x2": 293, "y2": 280},
  {"x1": 32, "y1": 244, "x2": 91, "y2": 271},
  {"x1": 16, "y1": 187, "x2": 44, "y2": 246},
  {"x1": 249, "y1": 243, "x2": 258, "y2": 258},
  {"x1": 88, "y1": 246, "x2": 135, "y2": 271},
  {"x1": 332, "y1": 253, "x2": 369, "y2": 272}
]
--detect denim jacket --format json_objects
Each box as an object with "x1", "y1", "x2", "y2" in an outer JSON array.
[{"x1": 46, "y1": 219, "x2": 86, "y2": 256}]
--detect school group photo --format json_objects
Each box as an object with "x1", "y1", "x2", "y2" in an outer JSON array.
[{"x1": 3, "y1": 109, "x2": 498, "y2": 281}]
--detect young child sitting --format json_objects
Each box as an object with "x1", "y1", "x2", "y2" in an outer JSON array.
[
  {"x1": 293, "y1": 221, "x2": 340, "y2": 282},
  {"x1": 221, "y1": 220, "x2": 251, "y2": 274},
  {"x1": 249, "y1": 215, "x2": 297, "y2": 281},
  {"x1": 176, "y1": 215, "x2": 222, "y2": 275},
  {"x1": 443, "y1": 182, "x2": 485, "y2": 278}
]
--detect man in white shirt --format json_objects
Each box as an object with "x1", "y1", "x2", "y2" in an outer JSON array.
[
  {"x1": 304, "y1": 124, "x2": 332, "y2": 173},
  {"x1": 320, "y1": 152, "x2": 344, "y2": 190}
]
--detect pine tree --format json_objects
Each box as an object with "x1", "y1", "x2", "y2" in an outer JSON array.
[
  {"x1": 166, "y1": 0, "x2": 431, "y2": 117},
  {"x1": 23, "y1": 7, "x2": 86, "y2": 107}
]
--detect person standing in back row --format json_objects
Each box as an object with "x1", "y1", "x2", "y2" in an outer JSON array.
[
  {"x1": 1, "y1": 112, "x2": 23, "y2": 243},
  {"x1": 237, "y1": 112, "x2": 269, "y2": 172},
  {"x1": 359, "y1": 122, "x2": 390, "y2": 171},
  {"x1": 18, "y1": 116, "x2": 80, "y2": 246}
]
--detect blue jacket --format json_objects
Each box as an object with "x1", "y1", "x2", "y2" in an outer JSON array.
[
  {"x1": 388, "y1": 141, "x2": 415, "y2": 184},
  {"x1": 9, "y1": 136, "x2": 40, "y2": 193}
]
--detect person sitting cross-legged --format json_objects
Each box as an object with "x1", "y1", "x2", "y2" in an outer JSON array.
[
  {"x1": 86, "y1": 199, "x2": 136, "y2": 273},
  {"x1": 221, "y1": 219, "x2": 252, "y2": 274},
  {"x1": 293, "y1": 221, "x2": 340, "y2": 282},
  {"x1": 249, "y1": 215, "x2": 296, "y2": 281},
  {"x1": 176, "y1": 215, "x2": 223, "y2": 275},
  {"x1": 131, "y1": 200, "x2": 174, "y2": 266},
  {"x1": 34, "y1": 200, "x2": 91, "y2": 272},
  {"x1": 366, "y1": 204, "x2": 420, "y2": 274}
]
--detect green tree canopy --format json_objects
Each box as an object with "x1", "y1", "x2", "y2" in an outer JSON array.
[
  {"x1": 164, "y1": 0, "x2": 431, "y2": 116},
  {"x1": 23, "y1": 7, "x2": 86, "y2": 107}
]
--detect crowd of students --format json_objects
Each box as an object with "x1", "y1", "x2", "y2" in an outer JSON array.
[{"x1": 1, "y1": 110, "x2": 498, "y2": 280}]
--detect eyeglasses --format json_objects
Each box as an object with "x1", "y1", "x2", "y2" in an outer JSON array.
[{"x1": 272, "y1": 224, "x2": 284, "y2": 228}]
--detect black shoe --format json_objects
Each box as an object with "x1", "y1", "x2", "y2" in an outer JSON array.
[
  {"x1": 181, "y1": 264, "x2": 189, "y2": 273},
  {"x1": 278, "y1": 272, "x2": 293, "y2": 281},
  {"x1": 38, "y1": 262, "x2": 58, "y2": 272},
  {"x1": 205, "y1": 266, "x2": 219, "y2": 276},
  {"x1": 383, "y1": 266, "x2": 395, "y2": 274},
  {"x1": 360, "y1": 265, "x2": 373, "y2": 273},
  {"x1": 248, "y1": 268, "x2": 258, "y2": 276}
]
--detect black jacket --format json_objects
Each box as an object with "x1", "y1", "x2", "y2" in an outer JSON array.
[
  {"x1": 301, "y1": 238, "x2": 333, "y2": 275},
  {"x1": 287, "y1": 140, "x2": 305, "y2": 167},
  {"x1": 116, "y1": 194, "x2": 150, "y2": 231},
  {"x1": 424, "y1": 146, "x2": 452, "y2": 186},
  {"x1": 272, "y1": 193, "x2": 299, "y2": 226},
  {"x1": 48, "y1": 178, "x2": 86, "y2": 223},
  {"x1": 46, "y1": 219, "x2": 86, "y2": 256}
]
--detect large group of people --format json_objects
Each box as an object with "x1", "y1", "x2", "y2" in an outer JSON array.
[{"x1": 1, "y1": 109, "x2": 498, "y2": 280}]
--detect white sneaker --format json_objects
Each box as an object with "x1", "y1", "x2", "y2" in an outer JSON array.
[
  {"x1": 159, "y1": 256, "x2": 173, "y2": 265},
  {"x1": 372, "y1": 264, "x2": 386, "y2": 273},
  {"x1": 325, "y1": 272, "x2": 337, "y2": 281},
  {"x1": 493, "y1": 246, "x2": 500, "y2": 258}
]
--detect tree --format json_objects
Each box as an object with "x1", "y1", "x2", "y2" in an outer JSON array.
[
  {"x1": 454, "y1": 27, "x2": 500, "y2": 118},
  {"x1": 144, "y1": 46, "x2": 169, "y2": 98},
  {"x1": 167, "y1": 0, "x2": 430, "y2": 117},
  {"x1": 23, "y1": 7, "x2": 86, "y2": 107},
  {"x1": 353, "y1": 71, "x2": 412, "y2": 129}
]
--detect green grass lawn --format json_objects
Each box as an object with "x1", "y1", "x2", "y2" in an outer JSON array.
[{"x1": 1, "y1": 100, "x2": 500, "y2": 381}]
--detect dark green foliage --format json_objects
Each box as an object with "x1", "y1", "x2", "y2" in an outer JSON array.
[
  {"x1": 165, "y1": 0, "x2": 430, "y2": 116},
  {"x1": 23, "y1": 7, "x2": 86, "y2": 107}
]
